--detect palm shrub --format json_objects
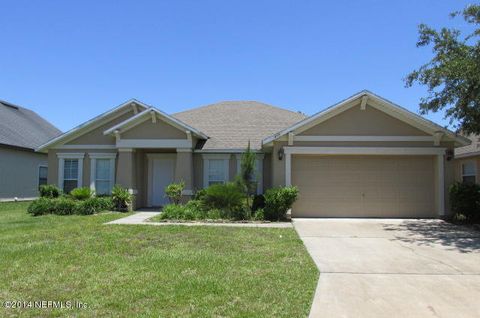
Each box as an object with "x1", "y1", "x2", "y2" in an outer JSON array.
[
  {"x1": 201, "y1": 183, "x2": 246, "y2": 219},
  {"x1": 39, "y1": 185, "x2": 62, "y2": 198},
  {"x1": 264, "y1": 186, "x2": 299, "y2": 221},
  {"x1": 165, "y1": 181, "x2": 185, "y2": 204},
  {"x1": 70, "y1": 187, "x2": 94, "y2": 200},
  {"x1": 111, "y1": 185, "x2": 133, "y2": 212},
  {"x1": 450, "y1": 182, "x2": 480, "y2": 223}
]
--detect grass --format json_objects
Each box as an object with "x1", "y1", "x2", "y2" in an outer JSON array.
[{"x1": 0, "y1": 202, "x2": 318, "y2": 317}]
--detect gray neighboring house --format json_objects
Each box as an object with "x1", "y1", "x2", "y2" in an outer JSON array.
[{"x1": 0, "y1": 100, "x2": 61, "y2": 201}]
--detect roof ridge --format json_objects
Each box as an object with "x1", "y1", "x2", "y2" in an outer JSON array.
[{"x1": 173, "y1": 100, "x2": 306, "y2": 117}]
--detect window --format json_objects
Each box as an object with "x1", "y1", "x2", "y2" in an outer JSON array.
[
  {"x1": 95, "y1": 159, "x2": 112, "y2": 195},
  {"x1": 462, "y1": 162, "x2": 476, "y2": 184},
  {"x1": 63, "y1": 159, "x2": 79, "y2": 193},
  {"x1": 89, "y1": 153, "x2": 116, "y2": 195},
  {"x1": 208, "y1": 159, "x2": 227, "y2": 186},
  {"x1": 202, "y1": 154, "x2": 230, "y2": 188},
  {"x1": 57, "y1": 153, "x2": 84, "y2": 194},
  {"x1": 38, "y1": 166, "x2": 48, "y2": 187}
]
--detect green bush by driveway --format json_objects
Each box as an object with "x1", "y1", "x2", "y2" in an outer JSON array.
[{"x1": 0, "y1": 202, "x2": 318, "y2": 317}]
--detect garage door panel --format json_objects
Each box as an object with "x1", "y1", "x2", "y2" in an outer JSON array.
[{"x1": 291, "y1": 155, "x2": 435, "y2": 218}]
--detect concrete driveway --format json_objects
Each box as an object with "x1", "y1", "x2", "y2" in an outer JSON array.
[{"x1": 293, "y1": 219, "x2": 480, "y2": 318}]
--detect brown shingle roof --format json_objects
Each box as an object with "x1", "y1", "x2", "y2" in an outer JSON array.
[
  {"x1": 173, "y1": 101, "x2": 307, "y2": 150},
  {"x1": 455, "y1": 134, "x2": 479, "y2": 157}
]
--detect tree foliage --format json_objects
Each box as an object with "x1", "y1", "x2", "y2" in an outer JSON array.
[
  {"x1": 239, "y1": 141, "x2": 257, "y2": 196},
  {"x1": 405, "y1": 4, "x2": 480, "y2": 134}
]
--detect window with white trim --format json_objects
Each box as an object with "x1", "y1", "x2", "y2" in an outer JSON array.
[
  {"x1": 57, "y1": 153, "x2": 84, "y2": 194},
  {"x1": 38, "y1": 166, "x2": 48, "y2": 187},
  {"x1": 89, "y1": 153, "x2": 116, "y2": 195},
  {"x1": 202, "y1": 154, "x2": 230, "y2": 188},
  {"x1": 63, "y1": 159, "x2": 79, "y2": 193},
  {"x1": 462, "y1": 161, "x2": 476, "y2": 184},
  {"x1": 95, "y1": 159, "x2": 112, "y2": 194}
]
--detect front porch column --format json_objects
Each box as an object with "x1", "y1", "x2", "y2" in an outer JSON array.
[
  {"x1": 116, "y1": 148, "x2": 136, "y2": 193},
  {"x1": 436, "y1": 154, "x2": 445, "y2": 217},
  {"x1": 175, "y1": 148, "x2": 193, "y2": 198}
]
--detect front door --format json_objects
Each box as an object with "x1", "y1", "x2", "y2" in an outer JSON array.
[{"x1": 149, "y1": 156, "x2": 175, "y2": 207}]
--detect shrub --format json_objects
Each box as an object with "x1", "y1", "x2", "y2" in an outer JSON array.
[
  {"x1": 70, "y1": 187, "x2": 94, "y2": 200},
  {"x1": 28, "y1": 197, "x2": 56, "y2": 216},
  {"x1": 53, "y1": 197, "x2": 78, "y2": 215},
  {"x1": 194, "y1": 188, "x2": 207, "y2": 201},
  {"x1": 165, "y1": 181, "x2": 185, "y2": 204},
  {"x1": 201, "y1": 183, "x2": 245, "y2": 219},
  {"x1": 96, "y1": 196, "x2": 114, "y2": 211},
  {"x1": 160, "y1": 204, "x2": 193, "y2": 220},
  {"x1": 111, "y1": 185, "x2": 133, "y2": 212},
  {"x1": 39, "y1": 185, "x2": 61, "y2": 198},
  {"x1": 264, "y1": 186, "x2": 299, "y2": 221},
  {"x1": 254, "y1": 208, "x2": 265, "y2": 221},
  {"x1": 450, "y1": 182, "x2": 480, "y2": 223},
  {"x1": 206, "y1": 208, "x2": 222, "y2": 219},
  {"x1": 252, "y1": 194, "x2": 265, "y2": 212},
  {"x1": 28, "y1": 196, "x2": 113, "y2": 216},
  {"x1": 159, "y1": 200, "x2": 224, "y2": 221},
  {"x1": 75, "y1": 198, "x2": 100, "y2": 215}
]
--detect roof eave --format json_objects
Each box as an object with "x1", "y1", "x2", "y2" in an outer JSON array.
[{"x1": 36, "y1": 99, "x2": 148, "y2": 152}]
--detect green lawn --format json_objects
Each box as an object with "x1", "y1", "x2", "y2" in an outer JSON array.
[{"x1": 0, "y1": 202, "x2": 318, "y2": 317}]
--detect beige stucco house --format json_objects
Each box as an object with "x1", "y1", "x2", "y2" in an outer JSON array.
[{"x1": 37, "y1": 90, "x2": 469, "y2": 218}]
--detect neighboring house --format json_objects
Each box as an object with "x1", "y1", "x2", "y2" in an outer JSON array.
[
  {"x1": 454, "y1": 134, "x2": 480, "y2": 184},
  {"x1": 0, "y1": 100, "x2": 61, "y2": 201},
  {"x1": 36, "y1": 90, "x2": 469, "y2": 218}
]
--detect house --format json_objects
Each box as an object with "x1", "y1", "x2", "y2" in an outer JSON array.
[
  {"x1": 0, "y1": 100, "x2": 61, "y2": 201},
  {"x1": 454, "y1": 134, "x2": 480, "y2": 184},
  {"x1": 36, "y1": 90, "x2": 469, "y2": 218}
]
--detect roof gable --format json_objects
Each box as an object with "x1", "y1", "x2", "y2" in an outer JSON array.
[
  {"x1": 299, "y1": 102, "x2": 430, "y2": 136},
  {"x1": 103, "y1": 107, "x2": 208, "y2": 139},
  {"x1": 263, "y1": 90, "x2": 470, "y2": 147},
  {"x1": 36, "y1": 99, "x2": 148, "y2": 152}
]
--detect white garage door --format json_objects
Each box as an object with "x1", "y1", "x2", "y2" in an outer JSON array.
[{"x1": 291, "y1": 155, "x2": 436, "y2": 218}]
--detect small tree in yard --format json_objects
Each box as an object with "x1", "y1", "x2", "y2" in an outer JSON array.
[
  {"x1": 405, "y1": 4, "x2": 480, "y2": 134},
  {"x1": 236, "y1": 141, "x2": 257, "y2": 214},
  {"x1": 165, "y1": 181, "x2": 185, "y2": 205}
]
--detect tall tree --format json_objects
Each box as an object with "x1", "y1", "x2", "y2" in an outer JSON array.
[
  {"x1": 237, "y1": 141, "x2": 257, "y2": 212},
  {"x1": 405, "y1": 4, "x2": 480, "y2": 134}
]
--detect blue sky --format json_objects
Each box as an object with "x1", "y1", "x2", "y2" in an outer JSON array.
[{"x1": 0, "y1": 0, "x2": 474, "y2": 132}]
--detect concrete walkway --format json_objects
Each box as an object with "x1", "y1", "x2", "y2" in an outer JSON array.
[
  {"x1": 293, "y1": 218, "x2": 480, "y2": 318},
  {"x1": 106, "y1": 212, "x2": 292, "y2": 228},
  {"x1": 106, "y1": 212, "x2": 161, "y2": 224}
]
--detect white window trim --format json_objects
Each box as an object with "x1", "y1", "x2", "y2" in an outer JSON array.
[
  {"x1": 283, "y1": 147, "x2": 446, "y2": 217},
  {"x1": 202, "y1": 154, "x2": 230, "y2": 188},
  {"x1": 89, "y1": 153, "x2": 117, "y2": 194},
  {"x1": 57, "y1": 153, "x2": 85, "y2": 191},
  {"x1": 461, "y1": 161, "x2": 476, "y2": 183},
  {"x1": 38, "y1": 165, "x2": 48, "y2": 187},
  {"x1": 235, "y1": 154, "x2": 265, "y2": 194}
]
